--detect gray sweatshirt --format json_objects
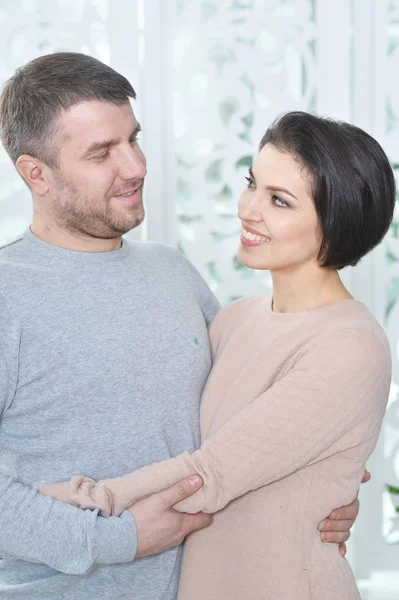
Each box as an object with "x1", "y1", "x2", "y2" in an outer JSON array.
[{"x1": 0, "y1": 229, "x2": 220, "y2": 599}]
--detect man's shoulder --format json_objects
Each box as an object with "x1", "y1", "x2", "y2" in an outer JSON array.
[
  {"x1": 0, "y1": 235, "x2": 36, "y2": 300},
  {"x1": 0, "y1": 235, "x2": 28, "y2": 280},
  {"x1": 0, "y1": 235, "x2": 25, "y2": 257}
]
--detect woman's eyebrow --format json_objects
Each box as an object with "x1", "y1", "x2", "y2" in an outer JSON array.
[
  {"x1": 250, "y1": 167, "x2": 298, "y2": 200},
  {"x1": 265, "y1": 185, "x2": 298, "y2": 201}
]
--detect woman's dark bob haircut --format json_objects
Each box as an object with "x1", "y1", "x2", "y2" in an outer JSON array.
[{"x1": 259, "y1": 111, "x2": 396, "y2": 270}]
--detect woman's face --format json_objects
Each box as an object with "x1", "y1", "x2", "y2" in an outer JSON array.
[{"x1": 237, "y1": 143, "x2": 322, "y2": 272}]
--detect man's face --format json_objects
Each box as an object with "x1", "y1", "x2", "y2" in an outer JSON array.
[{"x1": 47, "y1": 100, "x2": 147, "y2": 239}]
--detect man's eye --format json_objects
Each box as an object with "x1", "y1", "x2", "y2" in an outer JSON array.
[
  {"x1": 93, "y1": 152, "x2": 109, "y2": 161},
  {"x1": 129, "y1": 137, "x2": 139, "y2": 145}
]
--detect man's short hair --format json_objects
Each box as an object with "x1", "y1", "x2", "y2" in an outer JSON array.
[
  {"x1": 0, "y1": 52, "x2": 136, "y2": 168},
  {"x1": 260, "y1": 111, "x2": 396, "y2": 269}
]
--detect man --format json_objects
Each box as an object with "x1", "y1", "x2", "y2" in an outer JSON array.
[{"x1": 0, "y1": 52, "x2": 362, "y2": 599}]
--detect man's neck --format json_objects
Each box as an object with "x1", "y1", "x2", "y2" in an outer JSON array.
[{"x1": 31, "y1": 220, "x2": 122, "y2": 253}]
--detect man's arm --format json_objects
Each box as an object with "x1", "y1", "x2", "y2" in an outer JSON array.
[
  {"x1": 128, "y1": 475, "x2": 212, "y2": 557},
  {"x1": 0, "y1": 474, "x2": 136, "y2": 574},
  {"x1": 0, "y1": 468, "x2": 210, "y2": 574},
  {"x1": 0, "y1": 326, "x2": 139, "y2": 575},
  {"x1": 318, "y1": 469, "x2": 370, "y2": 556},
  {"x1": 0, "y1": 330, "x2": 136, "y2": 575}
]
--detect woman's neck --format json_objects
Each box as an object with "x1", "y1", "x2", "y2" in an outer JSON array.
[{"x1": 270, "y1": 264, "x2": 352, "y2": 314}]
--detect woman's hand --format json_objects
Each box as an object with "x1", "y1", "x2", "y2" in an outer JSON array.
[{"x1": 318, "y1": 469, "x2": 370, "y2": 556}]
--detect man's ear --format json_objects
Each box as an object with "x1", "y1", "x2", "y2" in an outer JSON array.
[{"x1": 15, "y1": 155, "x2": 50, "y2": 195}]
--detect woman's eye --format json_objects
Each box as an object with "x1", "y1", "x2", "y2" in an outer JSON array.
[
  {"x1": 272, "y1": 195, "x2": 288, "y2": 208},
  {"x1": 130, "y1": 137, "x2": 139, "y2": 145},
  {"x1": 245, "y1": 176, "x2": 255, "y2": 188}
]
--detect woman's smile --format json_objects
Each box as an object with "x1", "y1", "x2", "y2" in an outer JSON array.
[{"x1": 241, "y1": 225, "x2": 271, "y2": 246}]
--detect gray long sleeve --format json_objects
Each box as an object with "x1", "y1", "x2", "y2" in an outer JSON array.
[
  {"x1": 0, "y1": 472, "x2": 137, "y2": 574},
  {"x1": 0, "y1": 231, "x2": 219, "y2": 599},
  {"x1": 0, "y1": 315, "x2": 136, "y2": 574}
]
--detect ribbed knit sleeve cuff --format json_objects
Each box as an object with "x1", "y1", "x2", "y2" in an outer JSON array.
[{"x1": 95, "y1": 510, "x2": 137, "y2": 565}]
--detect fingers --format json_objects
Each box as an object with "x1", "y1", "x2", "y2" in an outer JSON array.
[
  {"x1": 318, "y1": 519, "x2": 354, "y2": 533},
  {"x1": 181, "y1": 512, "x2": 213, "y2": 536},
  {"x1": 320, "y1": 530, "x2": 350, "y2": 543},
  {"x1": 362, "y1": 469, "x2": 371, "y2": 484},
  {"x1": 159, "y1": 475, "x2": 203, "y2": 508},
  {"x1": 339, "y1": 543, "x2": 347, "y2": 557},
  {"x1": 327, "y1": 497, "x2": 359, "y2": 521}
]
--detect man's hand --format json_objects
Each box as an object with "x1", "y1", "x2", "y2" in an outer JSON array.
[
  {"x1": 318, "y1": 469, "x2": 371, "y2": 557},
  {"x1": 128, "y1": 475, "x2": 212, "y2": 558}
]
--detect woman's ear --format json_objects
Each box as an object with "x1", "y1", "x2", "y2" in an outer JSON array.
[{"x1": 16, "y1": 155, "x2": 50, "y2": 195}]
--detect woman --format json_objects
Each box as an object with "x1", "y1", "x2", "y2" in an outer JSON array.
[{"x1": 41, "y1": 112, "x2": 394, "y2": 599}]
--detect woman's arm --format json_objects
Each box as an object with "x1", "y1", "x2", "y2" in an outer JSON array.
[
  {"x1": 41, "y1": 327, "x2": 390, "y2": 516},
  {"x1": 40, "y1": 454, "x2": 198, "y2": 516}
]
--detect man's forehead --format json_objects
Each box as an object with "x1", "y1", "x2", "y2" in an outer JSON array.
[{"x1": 59, "y1": 100, "x2": 137, "y2": 146}]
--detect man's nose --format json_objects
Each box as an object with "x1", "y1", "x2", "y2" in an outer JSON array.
[{"x1": 118, "y1": 145, "x2": 147, "y2": 181}]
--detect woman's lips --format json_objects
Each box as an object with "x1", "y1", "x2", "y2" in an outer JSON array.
[{"x1": 241, "y1": 226, "x2": 271, "y2": 246}]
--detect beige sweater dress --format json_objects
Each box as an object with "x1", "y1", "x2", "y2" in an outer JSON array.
[{"x1": 43, "y1": 297, "x2": 391, "y2": 599}]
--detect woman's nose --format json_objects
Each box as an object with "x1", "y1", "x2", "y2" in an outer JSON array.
[{"x1": 238, "y1": 192, "x2": 263, "y2": 222}]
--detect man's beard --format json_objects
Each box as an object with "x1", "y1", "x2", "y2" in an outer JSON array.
[{"x1": 52, "y1": 174, "x2": 145, "y2": 240}]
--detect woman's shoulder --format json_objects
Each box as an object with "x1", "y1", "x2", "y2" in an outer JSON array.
[
  {"x1": 296, "y1": 301, "x2": 391, "y2": 381},
  {"x1": 310, "y1": 299, "x2": 390, "y2": 356}
]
